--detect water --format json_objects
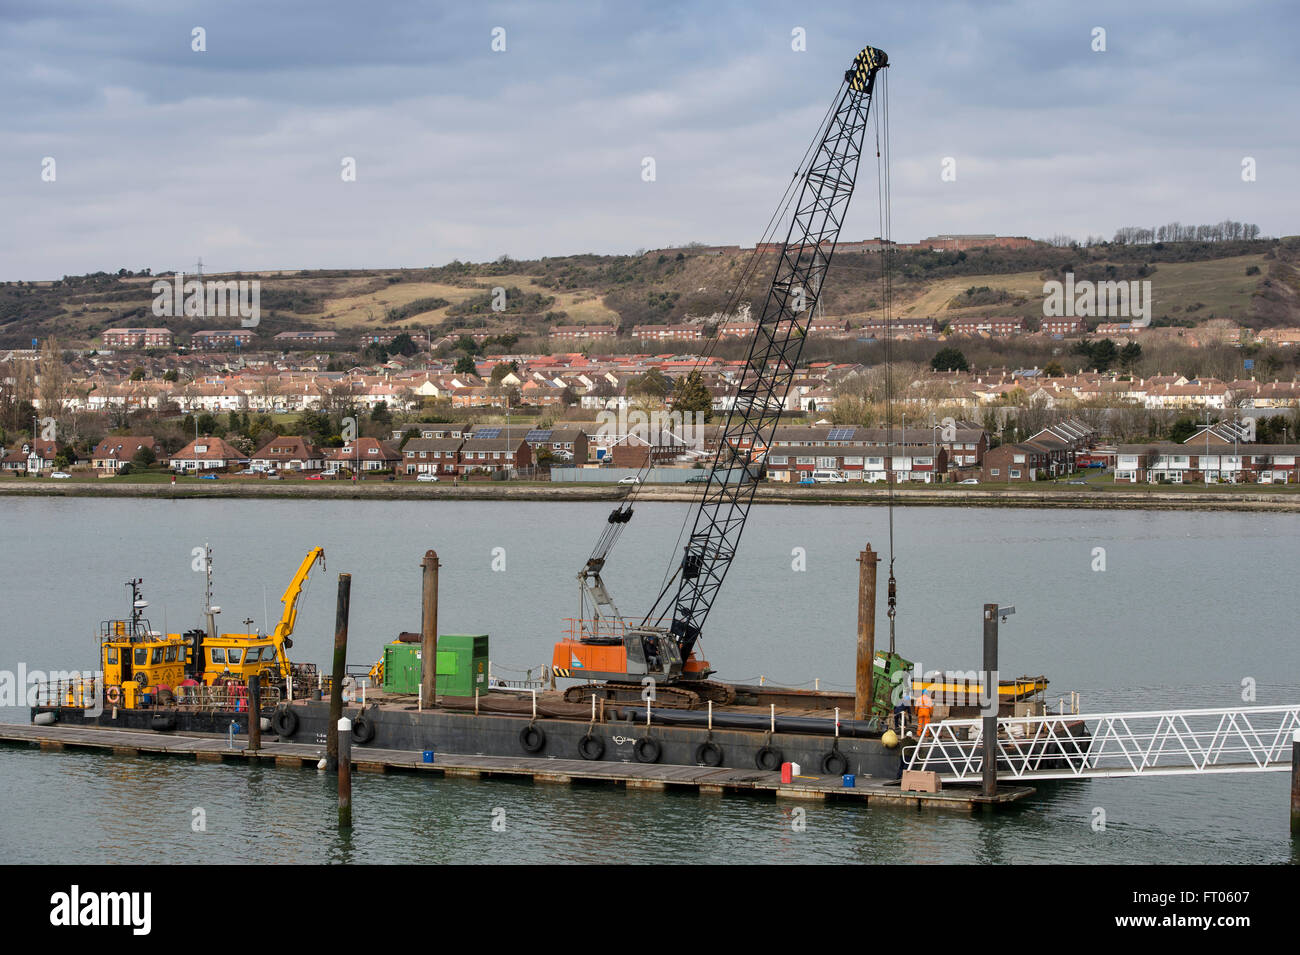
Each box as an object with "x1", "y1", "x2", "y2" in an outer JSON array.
[{"x1": 1, "y1": 498, "x2": 1296, "y2": 864}]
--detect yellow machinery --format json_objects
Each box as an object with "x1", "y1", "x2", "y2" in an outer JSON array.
[{"x1": 99, "y1": 547, "x2": 325, "y2": 705}]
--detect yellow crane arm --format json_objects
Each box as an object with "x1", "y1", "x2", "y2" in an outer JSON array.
[{"x1": 271, "y1": 547, "x2": 325, "y2": 676}]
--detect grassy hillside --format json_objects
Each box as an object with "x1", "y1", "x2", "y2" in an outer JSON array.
[{"x1": 2, "y1": 237, "x2": 1297, "y2": 349}]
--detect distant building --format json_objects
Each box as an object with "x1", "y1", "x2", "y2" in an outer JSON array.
[
  {"x1": 274, "y1": 330, "x2": 339, "y2": 346},
  {"x1": 552, "y1": 325, "x2": 618, "y2": 342},
  {"x1": 947, "y1": 317, "x2": 1024, "y2": 337},
  {"x1": 192, "y1": 329, "x2": 256, "y2": 349},
  {"x1": 102, "y1": 327, "x2": 173, "y2": 349},
  {"x1": 631, "y1": 324, "x2": 704, "y2": 343}
]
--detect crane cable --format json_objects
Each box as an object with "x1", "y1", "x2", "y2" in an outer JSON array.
[{"x1": 874, "y1": 68, "x2": 899, "y2": 654}]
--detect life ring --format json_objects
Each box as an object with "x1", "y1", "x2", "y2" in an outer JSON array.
[
  {"x1": 271, "y1": 707, "x2": 298, "y2": 738},
  {"x1": 106, "y1": 685, "x2": 121, "y2": 705},
  {"x1": 695, "y1": 741, "x2": 724, "y2": 767},
  {"x1": 519, "y1": 724, "x2": 546, "y2": 753},
  {"x1": 821, "y1": 750, "x2": 848, "y2": 776},
  {"x1": 755, "y1": 745, "x2": 783, "y2": 771},
  {"x1": 578, "y1": 734, "x2": 605, "y2": 761},
  {"x1": 351, "y1": 715, "x2": 376, "y2": 745},
  {"x1": 633, "y1": 737, "x2": 661, "y2": 764}
]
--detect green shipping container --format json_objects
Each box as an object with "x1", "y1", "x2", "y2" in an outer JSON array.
[{"x1": 381, "y1": 634, "x2": 489, "y2": 698}]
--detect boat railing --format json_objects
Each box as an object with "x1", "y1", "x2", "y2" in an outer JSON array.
[
  {"x1": 177, "y1": 683, "x2": 282, "y2": 710},
  {"x1": 32, "y1": 674, "x2": 101, "y2": 709},
  {"x1": 564, "y1": 617, "x2": 633, "y2": 642}
]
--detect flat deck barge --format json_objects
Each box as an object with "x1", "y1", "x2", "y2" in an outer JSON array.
[{"x1": 0, "y1": 722, "x2": 1031, "y2": 809}]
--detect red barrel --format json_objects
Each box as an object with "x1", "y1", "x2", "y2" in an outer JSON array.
[{"x1": 780, "y1": 762, "x2": 793, "y2": 784}]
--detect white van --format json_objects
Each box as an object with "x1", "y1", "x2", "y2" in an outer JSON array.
[{"x1": 811, "y1": 469, "x2": 848, "y2": 483}]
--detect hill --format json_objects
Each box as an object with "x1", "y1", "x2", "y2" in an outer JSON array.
[{"x1": 2, "y1": 237, "x2": 1298, "y2": 350}]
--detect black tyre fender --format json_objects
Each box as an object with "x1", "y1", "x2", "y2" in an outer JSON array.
[
  {"x1": 271, "y1": 707, "x2": 299, "y2": 738},
  {"x1": 150, "y1": 713, "x2": 175, "y2": 733},
  {"x1": 695, "y1": 740, "x2": 724, "y2": 767},
  {"x1": 633, "y1": 737, "x2": 661, "y2": 764},
  {"x1": 755, "y1": 745, "x2": 783, "y2": 772},
  {"x1": 821, "y1": 750, "x2": 848, "y2": 776},
  {"x1": 519, "y1": 724, "x2": 546, "y2": 753},
  {"x1": 578, "y1": 734, "x2": 605, "y2": 761},
  {"x1": 351, "y1": 715, "x2": 376, "y2": 745}
]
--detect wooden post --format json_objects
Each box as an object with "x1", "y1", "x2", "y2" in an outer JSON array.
[
  {"x1": 247, "y1": 673, "x2": 261, "y2": 752},
  {"x1": 1291, "y1": 730, "x2": 1299, "y2": 836},
  {"x1": 420, "y1": 551, "x2": 440, "y2": 710},
  {"x1": 854, "y1": 545, "x2": 879, "y2": 721},
  {"x1": 337, "y1": 716, "x2": 353, "y2": 829},
  {"x1": 982, "y1": 603, "x2": 998, "y2": 798},
  {"x1": 327, "y1": 573, "x2": 351, "y2": 771}
]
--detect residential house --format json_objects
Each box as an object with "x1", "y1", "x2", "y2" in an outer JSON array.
[
  {"x1": 168, "y1": 436, "x2": 249, "y2": 472},
  {"x1": 765, "y1": 444, "x2": 947, "y2": 483},
  {"x1": 402, "y1": 438, "x2": 464, "y2": 477},
  {"x1": 323, "y1": 438, "x2": 401, "y2": 473},
  {"x1": 457, "y1": 435, "x2": 533, "y2": 475},
  {"x1": 249, "y1": 435, "x2": 324, "y2": 472},
  {"x1": 91, "y1": 436, "x2": 158, "y2": 474}
]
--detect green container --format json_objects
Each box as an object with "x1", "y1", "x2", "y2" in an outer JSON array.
[
  {"x1": 381, "y1": 634, "x2": 489, "y2": 698},
  {"x1": 870, "y1": 650, "x2": 914, "y2": 718}
]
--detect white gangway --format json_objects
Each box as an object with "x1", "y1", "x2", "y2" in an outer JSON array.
[{"x1": 906, "y1": 704, "x2": 1300, "y2": 782}]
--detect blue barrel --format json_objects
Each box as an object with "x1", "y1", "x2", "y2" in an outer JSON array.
[
  {"x1": 422, "y1": 750, "x2": 435, "y2": 763},
  {"x1": 140, "y1": 693, "x2": 154, "y2": 706},
  {"x1": 842, "y1": 773, "x2": 856, "y2": 788}
]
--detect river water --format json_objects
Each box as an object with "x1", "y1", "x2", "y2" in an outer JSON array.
[{"x1": 0, "y1": 497, "x2": 1296, "y2": 864}]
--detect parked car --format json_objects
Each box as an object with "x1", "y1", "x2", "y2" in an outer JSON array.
[
  {"x1": 1068, "y1": 479, "x2": 1088, "y2": 485},
  {"x1": 198, "y1": 473, "x2": 219, "y2": 481},
  {"x1": 797, "y1": 476, "x2": 816, "y2": 485},
  {"x1": 50, "y1": 472, "x2": 72, "y2": 480},
  {"x1": 416, "y1": 473, "x2": 440, "y2": 483},
  {"x1": 811, "y1": 469, "x2": 848, "y2": 483},
  {"x1": 685, "y1": 474, "x2": 708, "y2": 484},
  {"x1": 306, "y1": 473, "x2": 324, "y2": 481},
  {"x1": 959, "y1": 478, "x2": 980, "y2": 485},
  {"x1": 617, "y1": 475, "x2": 641, "y2": 485}
]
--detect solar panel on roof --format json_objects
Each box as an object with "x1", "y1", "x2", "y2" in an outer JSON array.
[
  {"x1": 827, "y1": 427, "x2": 856, "y2": 440},
  {"x1": 525, "y1": 429, "x2": 553, "y2": 441},
  {"x1": 476, "y1": 427, "x2": 501, "y2": 439}
]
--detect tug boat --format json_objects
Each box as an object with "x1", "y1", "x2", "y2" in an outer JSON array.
[{"x1": 35, "y1": 546, "x2": 325, "y2": 723}]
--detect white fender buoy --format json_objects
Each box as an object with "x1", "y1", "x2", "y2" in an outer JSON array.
[
  {"x1": 260, "y1": 717, "x2": 272, "y2": 732},
  {"x1": 317, "y1": 757, "x2": 327, "y2": 770},
  {"x1": 33, "y1": 712, "x2": 57, "y2": 726}
]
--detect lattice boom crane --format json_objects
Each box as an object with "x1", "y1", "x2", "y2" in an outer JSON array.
[{"x1": 554, "y1": 45, "x2": 889, "y2": 707}]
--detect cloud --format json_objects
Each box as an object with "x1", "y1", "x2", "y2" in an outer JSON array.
[{"x1": 0, "y1": 0, "x2": 1295, "y2": 279}]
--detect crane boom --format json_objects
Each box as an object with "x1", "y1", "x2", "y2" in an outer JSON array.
[
  {"x1": 271, "y1": 546, "x2": 325, "y2": 676},
  {"x1": 552, "y1": 46, "x2": 889, "y2": 703},
  {"x1": 651, "y1": 46, "x2": 888, "y2": 661}
]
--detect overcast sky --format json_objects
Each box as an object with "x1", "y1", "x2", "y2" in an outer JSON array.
[{"x1": 2, "y1": 0, "x2": 1295, "y2": 280}]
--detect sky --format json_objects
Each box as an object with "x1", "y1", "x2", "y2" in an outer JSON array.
[{"x1": 2, "y1": 0, "x2": 1296, "y2": 280}]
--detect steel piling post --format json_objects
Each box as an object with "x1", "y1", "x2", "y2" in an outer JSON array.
[
  {"x1": 982, "y1": 603, "x2": 998, "y2": 798},
  {"x1": 327, "y1": 573, "x2": 351, "y2": 771},
  {"x1": 854, "y1": 545, "x2": 879, "y2": 721}
]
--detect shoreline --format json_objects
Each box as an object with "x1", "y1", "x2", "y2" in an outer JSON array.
[{"x1": 3, "y1": 480, "x2": 1299, "y2": 511}]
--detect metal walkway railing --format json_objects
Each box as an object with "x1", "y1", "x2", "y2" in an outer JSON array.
[{"x1": 906, "y1": 704, "x2": 1300, "y2": 781}]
